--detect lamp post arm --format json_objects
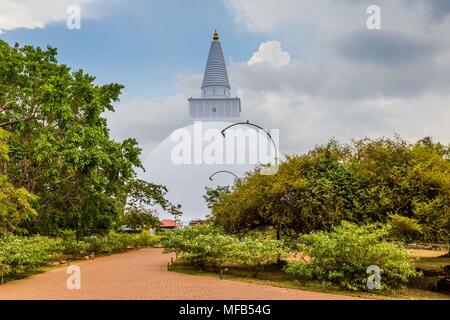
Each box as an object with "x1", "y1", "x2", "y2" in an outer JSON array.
[
  {"x1": 209, "y1": 170, "x2": 240, "y2": 181},
  {"x1": 221, "y1": 121, "x2": 279, "y2": 165}
]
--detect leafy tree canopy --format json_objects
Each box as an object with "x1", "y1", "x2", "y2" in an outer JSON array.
[
  {"x1": 211, "y1": 137, "x2": 450, "y2": 244},
  {"x1": 0, "y1": 128, "x2": 37, "y2": 235},
  {"x1": 0, "y1": 41, "x2": 179, "y2": 236}
]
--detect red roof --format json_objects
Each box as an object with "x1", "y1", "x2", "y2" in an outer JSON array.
[{"x1": 160, "y1": 219, "x2": 179, "y2": 228}]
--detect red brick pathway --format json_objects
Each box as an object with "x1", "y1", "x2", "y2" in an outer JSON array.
[{"x1": 0, "y1": 248, "x2": 359, "y2": 300}]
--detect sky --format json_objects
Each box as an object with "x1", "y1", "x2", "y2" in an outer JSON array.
[{"x1": 1, "y1": 0, "x2": 450, "y2": 219}]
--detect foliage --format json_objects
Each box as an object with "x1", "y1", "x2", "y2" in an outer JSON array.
[
  {"x1": 0, "y1": 232, "x2": 160, "y2": 280},
  {"x1": 211, "y1": 137, "x2": 450, "y2": 244},
  {"x1": 164, "y1": 225, "x2": 289, "y2": 273},
  {"x1": 284, "y1": 222, "x2": 420, "y2": 291},
  {"x1": 0, "y1": 235, "x2": 63, "y2": 278},
  {"x1": 62, "y1": 239, "x2": 90, "y2": 257},
  {"x1": 124, "y1": 179, "x2": 182, "y2": 218},
  {"x1": 0, "y1": 40, "x2": 179, "y2": 237},
  {"x1": 82, "y1": 231, "x2": 160, "y2": 255},
  {"x1": 117, "y1": 179, "x2": 182, "y2": 232},
  {"x1": 203, "y1": 186, "x2": 231, "y2": 209},
  {"x1": 0, "y1": 128, "x2": 37, "y2": 235},
  {"x1": 132, "y1": 231, "x2": 161, "y2": 248},
  {"x1": 164, "y1": 225, "x2": 237, "y2": 270},
  {"x1": 118, "y1": 208, "x2": 160, "y2": 232},
  {"x1": 0, "y1": 175, "x2": 37, "y2": 236},
  {"x1": 229, "y1": 237, "x2": 287, "y2": 276},
  {"x1": 387, "y1": 214, "x2": 422, "y2": 243}
]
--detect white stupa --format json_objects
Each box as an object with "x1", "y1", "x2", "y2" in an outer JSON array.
[{"x1": 143, "y1": 31, "x2": 276, "y2": 221}]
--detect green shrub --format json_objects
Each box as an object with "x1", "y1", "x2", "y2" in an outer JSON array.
[
  {"x1": 62, "y1": 239, "x2": 90, "y2": 257},
  {"x1": 84, "y1": 233, "x2": 124, "y2": 253},
  {"x1": 284, "y1": 222, "x2": 420, "y2": 291},
  {"x1": 0, "y1": 231, "x2": 159, "y2": 282},
  {"x1": 0, "y1": 236, "x2": 63, "y2": 278},
  {"x1": 132, "y1": 232, "x2": 160, "y2": 248},
  {"x1": 230, "y1": 238, "x2": 287, "y2": 276},
  {"x1": 84, "y1": 231, "x2": 159, "y2": 254},
  {"x1": 163, "y1": 224, "x2": 223, "y2": 255},
  {"x1": 164, "y1": 225, "x2": 238, "y2": 270},
  {"x1": 164, "y1": 226, "x2": 290, "y2": 272},
  {"x1": 107, "y1": 232, "x2": 132, "y2": 251},
  {"x1": 387, "y1": 214, "x2": 423, "y2": 243}
]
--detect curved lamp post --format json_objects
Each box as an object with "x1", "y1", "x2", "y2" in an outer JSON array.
[
  {"x1": 209, "y1": 170, "x2": 239, "y2": 181},
  {"x1": 221, "y1": 120, "x2": 279, "y2": 167}
]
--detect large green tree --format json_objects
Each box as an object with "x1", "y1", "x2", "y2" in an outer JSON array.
[
  {"x1": 211, "y1": 137, "x2": 450, "y2": 244},
  {"x1": 0, "y1": 41, "x2": 177, "y2": 236}
]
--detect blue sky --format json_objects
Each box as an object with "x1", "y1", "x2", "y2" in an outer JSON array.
[{"x1": 1, "y1": 0, "x2": 272, "y2": 98}]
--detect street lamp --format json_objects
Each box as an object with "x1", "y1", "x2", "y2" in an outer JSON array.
[
  {"x1": 221, "y1": 120, "x2": 279, "y2": 170},
  {"x1": 209, "y1": 170, "x2": 240, "y2": 181}
]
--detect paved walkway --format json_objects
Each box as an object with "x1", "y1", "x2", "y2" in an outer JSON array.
[{"x1": 0, "y1": 248, "x2": 358, "y2": 300}]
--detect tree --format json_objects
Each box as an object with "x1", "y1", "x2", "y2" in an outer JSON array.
[
  {"x1": 212, "y1": 141, "x2": 366, "y2": 238},
  {"x1": 203, "y1": 186, "x2": 231, "y2": 209},
  {"x1": 0, "y1": 128, "x2": 37, "y2": 235},
  {"x1": 118, "y1": 179, "x2": 182, "y2": 231},
  {"x1": 0, "y1": 41, "x2": 179, "y2": 236},
  {"x1": 387, "y1": 214, "x2": 422, "y2": 243},
  {"x1": 211, "y1": 137, "x2": 450, "y2": 244},
  {"x1": 350, "y1": 137, "x2": 450, "y2": 243}
]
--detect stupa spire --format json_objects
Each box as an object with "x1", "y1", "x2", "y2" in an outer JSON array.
[
  {"x1": 213, "y1": 30, "x2": 219, "y2": 42},
  {"x1": 188, "y1": 31, "x2": 241, "y2": 121},
  {"x1": 201, "y1": 30, "x2": 230, "y2": 97}
]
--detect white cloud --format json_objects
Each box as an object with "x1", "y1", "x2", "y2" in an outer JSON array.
[
  {"x1": 226, "y1": 0, "x2": 450, "y2": 58},
  {"x1": 0, "y1": 0, "x2": 102, "y2": 33},
  {"x1": 248, "y1": 40, "x2": 291, "y2": 68}
]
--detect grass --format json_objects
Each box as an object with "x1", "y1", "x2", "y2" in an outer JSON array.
[{"x1": 169, "y1": 250, "x2": 450, "y2": 300}]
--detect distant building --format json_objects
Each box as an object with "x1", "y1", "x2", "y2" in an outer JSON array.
[
  {"x1": 188, "y1": 219, "x2": 207, "y2": 227},
  {"x1": 160, "y1": 219, "x2": 181, "y2": 230}
]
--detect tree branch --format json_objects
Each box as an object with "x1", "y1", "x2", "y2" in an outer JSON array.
[{"x1": 0, "y1": 115, "x2": 40, "y2": 128}]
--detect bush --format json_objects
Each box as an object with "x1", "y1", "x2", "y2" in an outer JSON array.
[
  {"x1": 387, "y1": 214, "x2": 422, "y2": 243},
  {"x1": 0, "y1": 236, "x2": 63, "y2": 278},
  {"x1": 164, "y1": 225, "x2": 290, "y2": 273},
  {"x1": 84, "y1": 232, "x2": 128, "y2": 253},
  {"x1": 284, "y1": 222, "x2": 420, "y2": 291},
  {"x1": 230, "y1": 238, "x2": 287, "y2": 276},
  {"x1": 164, "y1": 225, "x2": 237, "y2": 270},
  {"x1": 0, "y1": 231, "x2": 160, "y2": 282},
  {"x1": 133, "y1": 231, "x2": 160, "y2": 248},
  {"x1": 83, "y1": 231, "x2": 160, "y2": 254},
  {"x1": 63, "y1": 239, "x2": 90, "y2": 257}
]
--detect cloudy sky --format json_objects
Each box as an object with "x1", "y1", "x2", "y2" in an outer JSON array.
[{"x1": 2, "y1": 0, "x2": 450, "y2": 218}]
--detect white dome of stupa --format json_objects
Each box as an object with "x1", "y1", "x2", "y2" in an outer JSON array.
[
  {"x1": 142, "y1": 121, "x2": 276, "y2": 220},
  {"x1": 142, "y1": 32, "x2": 278, "y2": 221}
]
